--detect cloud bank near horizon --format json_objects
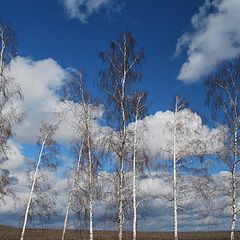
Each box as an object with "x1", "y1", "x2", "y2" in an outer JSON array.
[{"x1": 0, "y1": 166, "x2": 235, "y2": 231}]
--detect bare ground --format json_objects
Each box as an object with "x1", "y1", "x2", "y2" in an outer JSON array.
[{"x1": 0, "y1": 225, "x2": 239, "y2": 240}]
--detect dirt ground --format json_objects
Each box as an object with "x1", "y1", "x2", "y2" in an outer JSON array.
[{"x1": 0, "y1": 225, "x2": 239, "y2": 240}]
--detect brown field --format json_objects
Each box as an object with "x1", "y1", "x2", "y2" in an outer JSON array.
[{"x1": 0, "y1": 225, "x2": 239, "y2": 240}]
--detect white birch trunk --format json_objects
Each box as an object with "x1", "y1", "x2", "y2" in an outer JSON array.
[
  {"x1": 0, "y1": 39, "x2": 4, "y2": 74},
  {"x1": 132, "y1": 115, "x2": 137, "y2": 240},
  {"x1": 230, "y1": 129, "x2": 238, "y2": 240},
  {"x1": 230, "y1": 168, "x2": 237, "y2": 240},
  {"x1": 61, "y1": 142, "x2": 83, "y2": 240},
  {"x1": 118, "y1": 161, "x2": 124, "y2": 240},
  {"x1": 0, "y1": 30, "x2": 5, "y2": 83},
  {"x1": 20, "y1": 136, "x2": 47, "y2": 240},
  {"x1": 173, "y1": 124, "x2": 178, "y2": 240},
  {"x1": 87, "y1": 135, "x2": 93, "y2": 240},
  {"x1": 80, "y1": 81, "x2": 94, "y2": 240},
  {"x1": 132, "y1": 95, "x2": 142, "y2": 240},
  {"x1": 173, "y1": 98, "x2": 178, "y2": 240},
  {"x1": 118, "y1": 33, "x2": 127, "y2": 240}
]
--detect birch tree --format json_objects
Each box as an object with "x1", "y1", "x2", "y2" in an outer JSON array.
[
  {"x1": 61, "y1": 141, "x2": 83, "y2": 240},
  {"x1": 99, "y1": 32, "x2": 144, "y2": 240},
  {"x1": 26, "y1": 170, "x2": 57, "y2": 227},
  {"x1": 62, "y1": 71, "x2": 102, "y2": 240},
  {"x1": 0, "y1": 22, "x2": 22, "y2": 203},
  {"x1": 205, "y1": 57, "x2": 240, "y2": 240},
  {"x1": 172, "y1": 96, "x2": 186, "y2": 240},
  {"x1": 20, "y1": 122, "x2": 59, "y2": 240},
  {"x1": 157, "y1": 97, "x2": 211, "y2": 240},
  {"x1": 131, "y1": 92, "x2": 147, "y2": 240}
]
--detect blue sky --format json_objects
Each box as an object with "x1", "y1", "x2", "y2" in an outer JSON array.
[
  {"x1": 1, "y1": 0, "x2": 206, "y2": 114},
  {"x1": 1, "y1": 0, "x2": 240, "y2": 232}
]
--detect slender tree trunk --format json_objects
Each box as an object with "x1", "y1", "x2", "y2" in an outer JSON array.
[
  {"x1": 118, "y1": 158, "x2": 124, "y2": 240},
  {"x1": 230, "y1": 168, "x2": 237, "y2": 240},
  {"x1": 61, "y1": 142, "x2": 83, "y2": 240},
  {"x1": 118, "y1": 123, "x2": 125, "y2": 240},
  {"x1": 89, "y1": 188, "x2": 93, "y2": 240},
  {"x1": 173, "y1": 102, "x2": 178, "y2": 240},
  {"x1": 80, "y1": 82, "x2": 94, "y2": 240},
  {"x1": 0, "y1": 35, "x2": 5, "y2": 74},
  {"x1": 87, "y1": 135, "x2": 93, "y2": 240},
  {"x1": 118, "y1": 119, "x2": 125, "y2": 240},
  {"x1": 0, "y1": 35, "x2": 5, "y2": 89},
  {"x1": 118, "y1": 34, "x2": 127, "y2": 240},
  {"x1": 20, "y1": 137, "x2": 47, "y2": 240},
  {"x1": 173, "y1": 135, "x2": 178, "y2": 240},
  {"x1": 230, "y1": 130, "x2": 238, "y2": 240},
  {"x1": 132, "y1": 132, "x2": 137, "y2": 240},
  {"x1": 133, "y1": 100, "x2": 140, "y2": 240}
]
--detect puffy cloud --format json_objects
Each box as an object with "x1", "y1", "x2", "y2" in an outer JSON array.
[
  {"x1": 135, "y1": 171, "x2": 236, "y2": 231},
  {"x1": 1, "y1": 141, "x2": 25, "y2": 171},
  {"x1": 8, "y1": 57, "x2": 67, "y2": 143},
  {"x1": 58, "y1": 100, "x2": 110, "y2": 144},
  {"x1": 7, "y1": 56, "x2": 109, "y2": 145},
  {"x1": 0, "y1": 168, "x2": 69, "y2": 225},
  {"x1": 136, "y1": 109, "x2": 222, "y2": 159},
  {"x1": 0, "y1": 141, "x2": 236, "y2": 233},
  {"x1": 8, "y1": 57, "x2": 222, "y2": 158},
  {"x1": 1, "y1": 169, "x2": 234, "y2": 231},
  {"x1": 61, "y1": 0, "x2": 123, "y2": 23},
  {"x1": 175, "y1": 0, "x2": 240, "y2": 82}
]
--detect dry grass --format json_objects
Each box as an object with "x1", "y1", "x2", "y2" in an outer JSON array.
[{"x1": 0, "y1": 225, "x2": 239, "y2": 240}]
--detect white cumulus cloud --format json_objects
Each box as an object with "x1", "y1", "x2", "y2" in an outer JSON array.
[
  {"x1": 8, "y1": 56, "x2": 109, "y2": 145},
  {"x1": 175, "y1": 0, "x2": 240, "y2": 82},
  {"x1": 137, "y1": 109, "x2": 222, "y2": 159},
  {"x1": 61, "y1": 0, "x2": 123, "y2": 23},
  {"x1": 1, "y1": 141, "x2": 24, "y2": 171},
  {"x1": 8, "y1": 56, "x2": 67, "y2": 143},
  {"x1": 0, "y1": 168, "x2": 233, "y2": 231}
]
